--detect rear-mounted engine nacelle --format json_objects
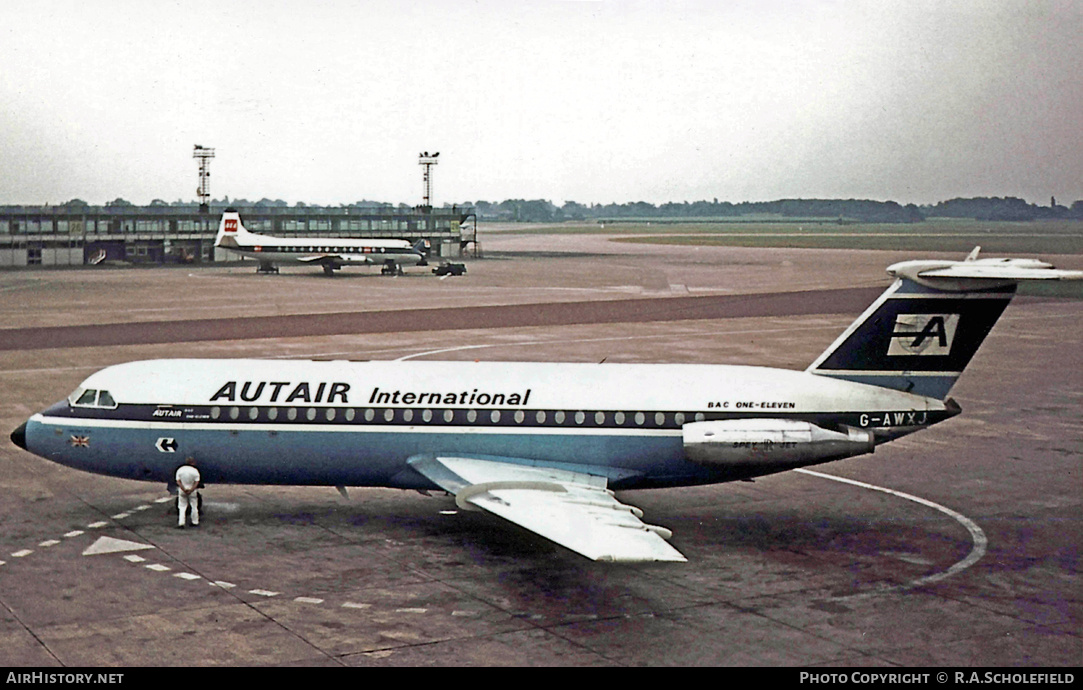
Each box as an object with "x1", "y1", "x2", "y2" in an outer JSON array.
[{"x1": 683, "y1": 419, "x2": 874, "y2": 468}]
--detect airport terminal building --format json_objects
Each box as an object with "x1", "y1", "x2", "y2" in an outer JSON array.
[{"x1": 0, "y1": 202, "x2": 476, "y2": 268}]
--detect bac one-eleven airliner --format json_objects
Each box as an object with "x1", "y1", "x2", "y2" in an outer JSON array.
[{"x1": 11, "y1": 247, "x2": 1082, "y2": 562}]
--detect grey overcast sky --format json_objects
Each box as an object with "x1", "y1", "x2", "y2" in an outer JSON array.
[{"x1": 1, "y1": 0, "x2": 1080, "y2": 207}]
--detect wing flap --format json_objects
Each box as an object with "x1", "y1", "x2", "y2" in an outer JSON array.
[{"x1": 408, "y1": 455, "x2": 686, "y2": 563}]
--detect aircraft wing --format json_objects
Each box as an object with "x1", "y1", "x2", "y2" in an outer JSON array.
[
  {"x1": 296, "y1": 254, "x2": 345, "y2": 263},
  {"x1": 296, "y1": 253, "x2": 384, "y2": 265},
  {"x1": 408, "y1": 455, "x2": 686, "y2": 563}
]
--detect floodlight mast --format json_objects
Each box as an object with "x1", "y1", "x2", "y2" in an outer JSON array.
[
  {"x1": 193, "y1": 145, "x2": 215, "y2": 213},
  {"x1": 418, "y1": 151, "x2": 439, "y2": 210}
]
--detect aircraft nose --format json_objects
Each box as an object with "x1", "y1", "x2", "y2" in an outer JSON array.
[{"x1": 10, "y1": 422, "x2": 27, "y2": 451}]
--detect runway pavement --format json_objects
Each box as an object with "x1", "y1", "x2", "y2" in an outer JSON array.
[{"x1": 0, "y1": 236, "x2": 1079, "y2": 667}]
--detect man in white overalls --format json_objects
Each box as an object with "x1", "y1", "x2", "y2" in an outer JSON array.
[{"x1": 175, "y1": 458, "x2": 201, "y2": 528}]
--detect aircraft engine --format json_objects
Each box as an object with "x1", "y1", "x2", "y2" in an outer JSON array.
[{"x1": 682, "y1": 418, "x2": 874, "y2": 468}]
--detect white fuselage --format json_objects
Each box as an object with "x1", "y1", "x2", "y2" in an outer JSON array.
[
  {"x1": 221, "y1": 229, "x2": 424, "y2": 267},
  {"x1": 20, "y1": 358, "x2": 953, "y2": 490}
]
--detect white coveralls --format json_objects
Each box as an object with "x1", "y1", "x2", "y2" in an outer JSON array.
[{"x1": 175, "y1": 464, "x2": 201, "y2": 527}]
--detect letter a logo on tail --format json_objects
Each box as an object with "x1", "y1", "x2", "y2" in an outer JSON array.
[{"x1": 888, "y1": 314, "x2": 960, "y2": 356}]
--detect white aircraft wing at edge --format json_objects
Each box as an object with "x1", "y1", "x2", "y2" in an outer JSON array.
[
  {"x1": 408, "y1": 455, "x2": 687, "y2": 563},
  {"x1": 918, "y1": 265, "x2": 1083, "y2": 280}
]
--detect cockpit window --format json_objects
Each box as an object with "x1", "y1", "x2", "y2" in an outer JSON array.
[{"x1": 70, "y1": 388, "x2": 118, "y2": 409}]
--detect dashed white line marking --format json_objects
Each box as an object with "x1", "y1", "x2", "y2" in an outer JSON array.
[
  {"x1": 174, "y1": 572, "x2": 202, "y2": 581},
  {"x1": 249, "y1": 589, "x2": 279, "y2": 597},
  {"x1": 63, "y1": 530, "x2": 84, "y2": 538},
  {"x1": 396, "y1": 607, "x2": 428, "y2": 614},
  {"x1": 294, "y1": 596, "x2": 324, "y2": 605},
  {"x1": 211, "y1": 581, "x2": 236, "y2": 589},
  {"x1": 39, "y1": 540, "x2": 60, "y2": 548},
  {"x1": 342, "y1": 602, "x2": 370, "y2": 610},
  {"x1": 87, "y1": 521, "x2": 108, "y2": 529},
  {"x1": 111, "y1": 512, "x2": 130, "y2": 519},
  {"x1": 146, "y1": 564, "x2": 171, "y2": 572},
  {"x1": 124, "y1": 555, "x2": 146, "y2": 563},
  {"x1": 11, "y1": 550, "x2": 32, "y2": 558}
]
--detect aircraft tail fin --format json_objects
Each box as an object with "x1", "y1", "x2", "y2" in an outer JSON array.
[
  {"x1": 215, "y1": 208, "x2": 252, "y2": 248},
  {"x1": 807, "y1": 248, "x2": 1083, "y2": 399}
]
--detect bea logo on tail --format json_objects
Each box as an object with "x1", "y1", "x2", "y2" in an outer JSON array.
[{"x1": 888, "y1": 314, "x2": 960, "y2": 356}]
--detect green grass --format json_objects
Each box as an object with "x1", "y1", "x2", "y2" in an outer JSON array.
[{"x1": 494, "y1": 219, "x2": 1083, "y2": 255}]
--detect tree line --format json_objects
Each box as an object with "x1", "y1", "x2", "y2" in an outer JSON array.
[
  {"x1": 51, "y1": 195, "x2": 1083, "y2": 224},
  {"x1": 469, "y1": 197, "x2": 1083, "y2": 223}
]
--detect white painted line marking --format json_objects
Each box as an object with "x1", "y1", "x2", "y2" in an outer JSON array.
[
  {"x1": 123, "y1": 555, "x2": 146, "y2": 563},
  {"x1": 146, "y1": 564, "x2": 171, "y2": 572},
  {"x1": 11, "y1": 550, "x2": 32, "y2": 558},
  {"x1": 395, "y1": 607, "x2": 428, "y2": 614},
  {"x1": 341, "y1": 602, "x2": 370, "y2": 610},
  {"x1": 211, "y1": 581, "x2": 236, "y2": 589},
  {"x1": 795, "y1": 468, "x2": 988, "y2": 596},
  {"x1": 39, "y1": 540, "x2": 60, "y2": 548},
  {"x1": 294, "y1": 597, "x2": 324, "y2": 605},
  {"x1": 249, "y1": 589, "x2": 279, "y2": 597},
  {"x1": 174, "y1": 572, "x2": 202, "y2": 581},
  {"x1": 83, "y1": 536, "x2": 155, "y2": 556},
  {"x1": 111, "y1": 512, "x2": 130, "y2": 519},
  {"x1": 63, "y1": 530, "x2": 84, "y2": 538},
  {"x1": 87, "y1": 521, "x2": 108, "y2": 529},
  {"x1": 0, "y1": 561, "x2": 6, "y2": 567},
  {"x1": 133, "y1": 505, "x2": 151, "y2": 511},
  {"x1": 154, "y1": 496, "x2": 174, "y2": 504}
]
